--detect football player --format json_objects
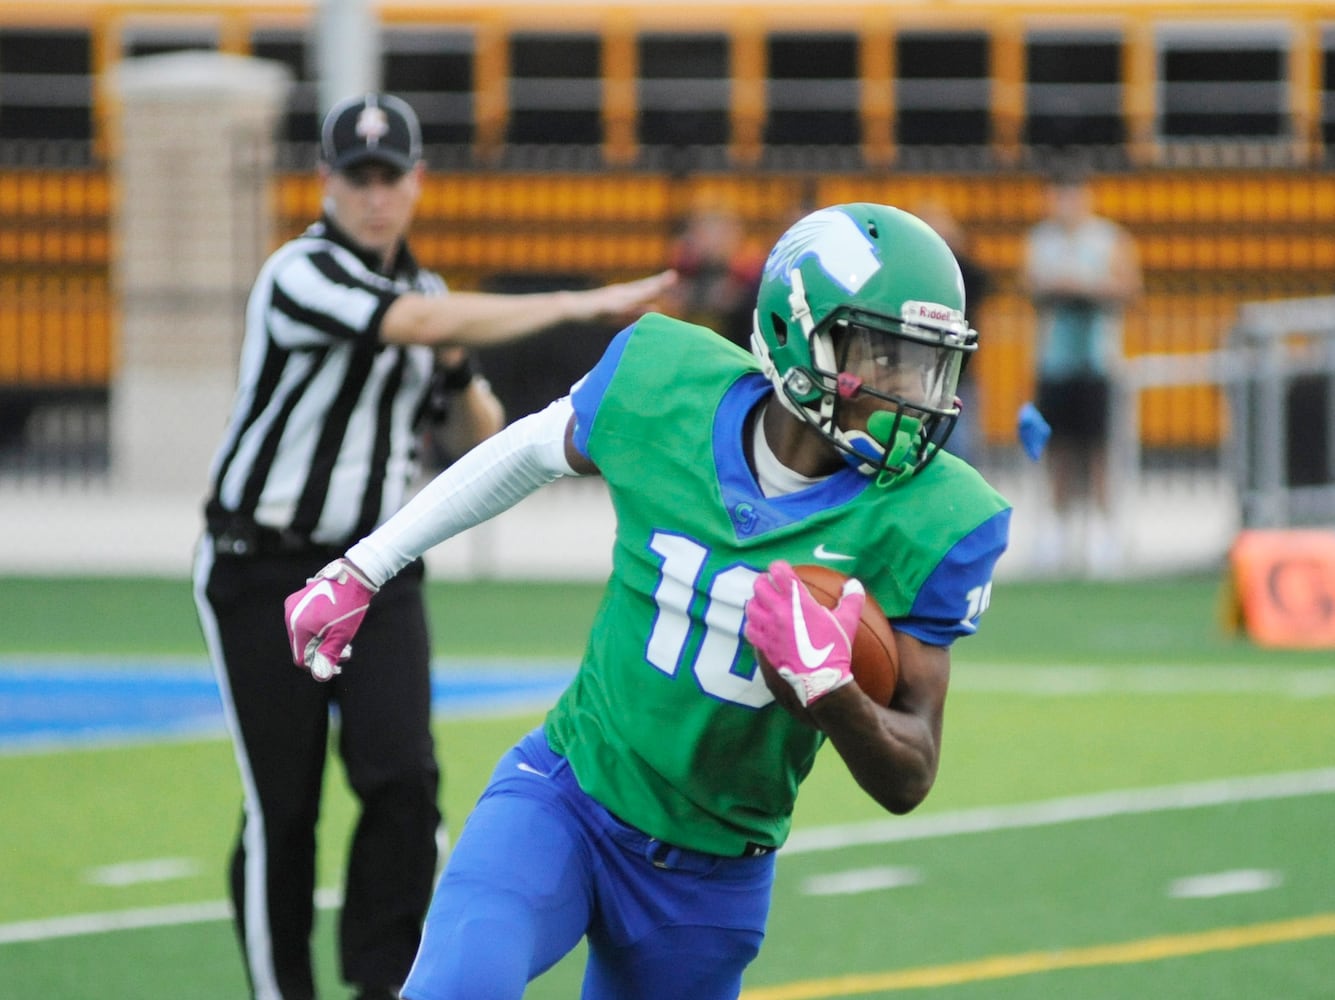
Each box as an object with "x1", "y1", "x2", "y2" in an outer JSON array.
[{"x1": 286, "y1": 203, "x2": 1011, "y2": 1000}]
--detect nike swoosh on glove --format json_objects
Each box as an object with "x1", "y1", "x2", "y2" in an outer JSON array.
[
  {"x1": 283, "y1": 558, "x2": 379, "y2": 682},
  {"x1": 744, "y1": 560, "x2": 865, "y2": 708}
]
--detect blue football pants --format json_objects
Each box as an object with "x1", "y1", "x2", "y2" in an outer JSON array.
[{"x1": 402, "y1": 728, "x2": 776, "y2": 1000}]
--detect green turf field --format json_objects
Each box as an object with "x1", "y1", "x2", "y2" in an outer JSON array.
[{"x1": 1, "y1": 572, "x2": 1332, "y2": 998}]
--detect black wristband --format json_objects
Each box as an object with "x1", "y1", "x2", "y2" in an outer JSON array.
[{"x1": 437, "y1": 354, "x2": 476, "y2": 392}]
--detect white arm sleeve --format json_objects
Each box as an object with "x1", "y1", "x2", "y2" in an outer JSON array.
[{"x1": 346, "y1": 396, "x2": 581, "y2": 587}]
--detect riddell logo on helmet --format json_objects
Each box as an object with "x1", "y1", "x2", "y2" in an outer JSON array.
[{"x1": 901, "y1": 300, "x2": 964, "y2": 331}]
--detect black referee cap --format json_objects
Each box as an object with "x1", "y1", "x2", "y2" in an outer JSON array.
[{"x1": 321, "y1": 93, "x2": 422, "y2": 173}]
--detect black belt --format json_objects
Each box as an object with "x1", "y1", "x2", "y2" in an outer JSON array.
[
  {"x1": 645, "y1": 837, "x2": 774, "y2": 867},
  {"x1": 740, "y1": 841, "x2": 776, "y2": 858},
  {"x1": 608, "y1": 809, "x2": 775, "y2": 860},
  {"x1": 210, "y1": 519, "x2": 344, "y2": 560}
]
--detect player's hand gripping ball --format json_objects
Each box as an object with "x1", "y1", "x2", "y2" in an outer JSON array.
[{"x1": 746, "y1": 563, "x2": 899, "y2": 724}]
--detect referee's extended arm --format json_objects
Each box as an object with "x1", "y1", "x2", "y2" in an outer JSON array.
[{"x1": 380, "y1": 269, "x2": 677, "y2": 347}]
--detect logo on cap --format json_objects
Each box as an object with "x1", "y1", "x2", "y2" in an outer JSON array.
[
  {"x1": 355, "y1": 106, "x2": 390, "y2": 147},
  {"x1": 322, "y1": 93, "x2": 421, "y2": 172}
]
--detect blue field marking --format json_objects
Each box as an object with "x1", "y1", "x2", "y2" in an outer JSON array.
[{"x1": 0, "y1": 658, "x2": 576, "y2": 750}]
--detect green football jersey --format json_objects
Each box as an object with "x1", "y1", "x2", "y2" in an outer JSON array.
[{"x1": 544, "y1": 314, "x2": 1010, "y2": 856}]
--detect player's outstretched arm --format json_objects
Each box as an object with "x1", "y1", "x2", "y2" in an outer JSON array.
[
  {"x1": 282, "y1": 398, "x2": 593, "y2": 679},
  {"x1": 347, "y1": 397, "x2": 586, "y2": 584}
]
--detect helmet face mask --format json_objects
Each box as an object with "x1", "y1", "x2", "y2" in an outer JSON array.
[
  {"x1": 750, "y1": 203, "x2": 978, "y2": 486},
  {"x1": 837, "y1": 322, "x2": 963, "y2": 413}
]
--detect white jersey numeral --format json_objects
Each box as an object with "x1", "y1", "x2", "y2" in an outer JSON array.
[
  {"x1": 645, "y1": 532, "x2": 770, "y2": 708},
  {"x1": 962, "y1": 581, "x2": 992, "y2": 628}
]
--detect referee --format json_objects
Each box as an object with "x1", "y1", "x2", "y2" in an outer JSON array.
[{"x1": 192, "y1": 92, "x2": 673, "y2": 1000}]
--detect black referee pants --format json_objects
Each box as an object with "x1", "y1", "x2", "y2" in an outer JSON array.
[{"x1": 194, "y1": 539, "x2": 441, "y2": 999}]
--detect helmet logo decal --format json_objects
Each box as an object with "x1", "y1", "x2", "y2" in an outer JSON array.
[
  {"x1": 901, "y1": 300, "x2": 967, "y2": 335},
  {"x1": 763, "y1": 208, "x2": 881, "y2": 293}
]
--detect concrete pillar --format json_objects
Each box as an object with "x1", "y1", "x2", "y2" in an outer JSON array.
[
  {"x1": 317, "y1": 0, "x2": 381, "y2": 116},
  {"x1": 108, "y1": 51, "x2": 290, "y2": 495}
]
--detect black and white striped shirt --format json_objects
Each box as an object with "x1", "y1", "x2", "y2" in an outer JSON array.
[{"x1": 205, "y1": 217, "x2": 447, "y2": 547}]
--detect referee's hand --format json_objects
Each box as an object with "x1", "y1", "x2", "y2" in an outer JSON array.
[
  {"x1": 284, "y1": 559, "x2": 379, "y2": 682},
  {"x1": 572, "y1": 269, "x2": 678, "y2": 323}
]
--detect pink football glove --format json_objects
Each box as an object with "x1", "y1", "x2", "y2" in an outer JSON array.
[
  {"x1": 744, "y1": 561, "x2": 865, "y2": 708},
  {"x1": 284, "y1": 558, "x2": 379, "y2": 682}
]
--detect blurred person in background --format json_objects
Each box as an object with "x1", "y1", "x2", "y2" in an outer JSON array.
[
  {"x1": 913, "y1": 199, "x2": 992, "y2": 466},
  {"x1": 1023, "y1": 163, "x2": 1141, "y2": 574},
  {"x1": 666, "y1": 201, "x2": 765, "y2": 350},
  {"x1": 192, "y1": 91, "x2": 673, "y2": 1000}
]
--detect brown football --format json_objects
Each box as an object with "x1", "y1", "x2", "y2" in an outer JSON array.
[{"x1": 760, "y1": 564, "x2": 900, "y2": 709}]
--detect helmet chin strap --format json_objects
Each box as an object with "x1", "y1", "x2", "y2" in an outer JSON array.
[
  {"x1": 841, "y1": 410, "x2": 923, "y2": 487},
  {"x1": 869, "y1": 410, "x2": 921, "y2": 468}
]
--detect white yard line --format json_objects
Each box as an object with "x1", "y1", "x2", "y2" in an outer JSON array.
[
  {"x1": 0, "y1": 901, "x2": 231, "y2": 945},
  {"x1": 951, "y1": 664, "x2": 1335, "y2": 698},
  {"x1": 84, "y1": 858, "x2": 201, "y2": 887},
  {"x1": 781, "y1": 767, "x2": 1335, "y2": 855},
  {"x1": 1168, "y1": 869, "x2": 1284, "y2": 899},
  {"x1": 0, "y1": 888, "x2": 343, "y2": 946},
  {"x1": 3, "y1": 770, "x2": 1333, "y2": 945},
  {"x1": 802, "y1": 866, "x2": 924, "y2": 896}
]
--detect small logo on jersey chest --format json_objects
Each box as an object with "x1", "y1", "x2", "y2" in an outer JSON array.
[
  {"x1": 814, "y1": 543, "x2": 855, "y2": 561},
  {"x1": 732, "y1": 502, "x2": 758, "y2": 535}
]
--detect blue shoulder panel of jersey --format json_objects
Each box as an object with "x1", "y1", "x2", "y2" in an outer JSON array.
[
  {"x1": 569, "y1": 324, "x2": 635, "y2": 459},
  {"x1": 896, "y1": 507, "x2": 1012, "y2": 646},
  {"x1": 714, "y1": 375, "x2": 868, "y2": 536}
]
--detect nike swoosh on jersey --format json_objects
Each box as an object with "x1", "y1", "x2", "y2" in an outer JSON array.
[
  {"x1": 813, "y1": 543, "x2": 855, "y2": 561},
  {"x1": 517, "y1": 762, "x2": 551, "y2": 778},
  {"x1": 791, "y1": 580, "x2": 834, "y2": 667},
  {"x1": 288, "y1": 580, "x2": 337, "y2": 661}
]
